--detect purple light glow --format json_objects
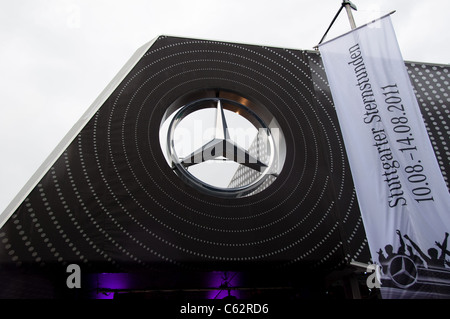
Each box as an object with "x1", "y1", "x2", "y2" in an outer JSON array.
[
  {"x1": 206, "y1": 271, "x2": 242, "y2": 300},
  {"x1": 87, "y1": 271, "x2": 243, "y2": 299},
  {"x1": 90, "y1": 273, "x2": 131, "y2": 299}
]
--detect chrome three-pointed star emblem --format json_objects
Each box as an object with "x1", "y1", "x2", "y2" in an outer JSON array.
[{"x1": 166, "y1": 97, "x2": 279, "y2": 197}]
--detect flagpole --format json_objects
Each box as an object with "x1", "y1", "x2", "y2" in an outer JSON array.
[
  {"x1": 315, "y1": 0, "x2": 358, "y2": 49},
  {"x1": 343, "y1": 0, "x2": 357, "y2": 29}
]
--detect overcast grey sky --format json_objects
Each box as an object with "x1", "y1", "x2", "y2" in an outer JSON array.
[{"x1": 1, "y1": 0, "x2": 449, "y2": 215}]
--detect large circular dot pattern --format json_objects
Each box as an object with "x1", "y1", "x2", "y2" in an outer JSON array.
[{"x1": 0, "y1": 37, "x2": 447, "y2": 278}]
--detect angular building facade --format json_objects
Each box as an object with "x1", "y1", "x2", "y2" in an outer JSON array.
[{"x1": 0, "y1": 36, "x2": 448, "y2": 299}]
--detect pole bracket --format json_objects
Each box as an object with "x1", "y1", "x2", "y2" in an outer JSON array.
[{"x1": 314, "y1": 0, "x2": 358, "y2": 49}]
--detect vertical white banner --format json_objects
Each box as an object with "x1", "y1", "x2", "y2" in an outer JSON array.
[{"x1": 319, "y1": 15, "x2": 450, "y2": 298}]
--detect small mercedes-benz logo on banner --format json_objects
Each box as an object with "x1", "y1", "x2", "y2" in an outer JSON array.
[
  {"x1": 164, "y1": 96, "x2": 283, "y2": 198},
  {"x1": 388, "y1": 255, "x2": 418, "y2": 289}
]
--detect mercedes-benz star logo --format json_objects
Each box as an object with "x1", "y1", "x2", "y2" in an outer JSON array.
[
  {"x1": 388, "y1": 255, "x2": 418, "y2": 289},
  {"x1": 166, "y1": 97, "x2": 280, "y2": 198}
]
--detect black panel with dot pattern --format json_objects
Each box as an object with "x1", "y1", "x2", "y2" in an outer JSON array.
[{"x1": 0, "y1": 36, "x2": 448, "y2": 298}]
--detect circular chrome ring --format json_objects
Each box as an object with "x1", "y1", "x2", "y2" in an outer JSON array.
[{"x1": 167, "y1": 97, "x2": 277, "y2": 198}]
